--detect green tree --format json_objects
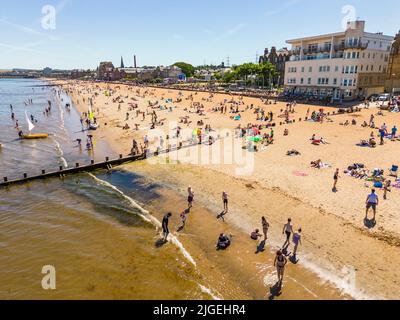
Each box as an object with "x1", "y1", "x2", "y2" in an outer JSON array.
[{"x1": 173, "y1": 62, "x2": 195, "y2": 77}]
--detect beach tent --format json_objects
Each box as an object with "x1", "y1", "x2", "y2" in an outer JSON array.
[{"x1": 247, "y1": 135, "x2": 262, "y2": 142}]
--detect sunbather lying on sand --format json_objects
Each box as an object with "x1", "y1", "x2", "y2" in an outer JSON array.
[{"x1": 311, "y1": 159, "x2": 323, "y2": 168}]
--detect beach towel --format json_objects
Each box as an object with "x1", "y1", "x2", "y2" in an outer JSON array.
[
  {"x1": 293, "y1": 171, "x2": 308, "y2": 177},
  {"x1": 374, "y1": 181, "x2": 383, "y2": 188}
]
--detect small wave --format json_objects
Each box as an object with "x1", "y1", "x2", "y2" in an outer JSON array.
[
  {"x1": 54, "y1": 140, "x2": 68, "y2": 168},
  {"x1": 87, "y1": 173, "x2": 197, "y2": 267},
  {"x1": 198, "y1": 284, "x2": 222, "y2": 300}
]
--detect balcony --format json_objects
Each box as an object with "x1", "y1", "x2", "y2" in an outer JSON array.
[{"x1": 344, "y1": 42, "x2": 368, "y2": 50}]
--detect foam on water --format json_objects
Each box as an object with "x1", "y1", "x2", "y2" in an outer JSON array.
[
  {"x1": 227, "y1": 210, "x2": 379, "y2": 300},
  {"x1": 54, "y1": 140, "x2": 68, "y2": 168},
  {"x1": 87, "y1": 173, "x2": 197, "y2": 267},
  {"x1": 198, "y1": 284, "x2": 222, "y2": 300}
]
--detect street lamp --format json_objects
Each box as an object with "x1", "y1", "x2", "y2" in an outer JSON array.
[{"x1": 390, "y1": 73, "x2": 396, "y2": 100}]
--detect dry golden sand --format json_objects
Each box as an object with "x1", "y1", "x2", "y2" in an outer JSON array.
[{"x1": 53, "y1": 79, "x2": 400, "y2": 299}]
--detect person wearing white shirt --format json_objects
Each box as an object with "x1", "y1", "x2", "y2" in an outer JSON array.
[{"x1": 366, "y1": 189, "x2": 379, "y2": 221}]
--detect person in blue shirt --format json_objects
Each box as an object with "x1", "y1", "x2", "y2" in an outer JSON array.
[{"x1": 391, "y1": 125, "x2": 397, "y2": 140}]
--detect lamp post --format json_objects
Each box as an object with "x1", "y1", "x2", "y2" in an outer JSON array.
[{"x1": 390, "y1": 73, "x2": 396, "y2": 100}]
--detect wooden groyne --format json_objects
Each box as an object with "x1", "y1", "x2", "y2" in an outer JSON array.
[
  {"x1": 0, "y1": 141, "x2": 199, "y2": 188},
  {"x1": 0, "y1": 153, "x2": 143, "y2": 188}
]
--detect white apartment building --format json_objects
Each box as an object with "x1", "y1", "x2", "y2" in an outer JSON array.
[{"x1": 284, "y1": 21, "x2": 393, "y2": 101}]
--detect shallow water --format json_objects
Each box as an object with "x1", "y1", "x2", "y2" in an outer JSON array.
[{"x1": 0, "y1": 79, "x2": 210, "y2": 299}]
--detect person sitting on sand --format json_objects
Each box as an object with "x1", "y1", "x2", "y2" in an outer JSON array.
[
  {"x1": 369, "y1": 137, "x2": 377, "y2": 148},
  {"x1": 284, "y1": 129, "x2": 289, "y2": 136},
  {"x1": 311, "y1": 159, "x2": 323, "y2": 169},
  {"x1": 216, "y1": 234, "x2": 231, "y2": 249},
  {"x1": 251, "y1": 229, "x2": 263, "y2": 240}
]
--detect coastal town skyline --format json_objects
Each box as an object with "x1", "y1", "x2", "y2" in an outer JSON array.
[{"x1": 1, "y1": 0, "x2": 400, "y2": 70}]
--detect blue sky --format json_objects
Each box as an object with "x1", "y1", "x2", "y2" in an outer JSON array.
[{"x1": 0, "y1": 0, "x2": 399, "y2": 70}]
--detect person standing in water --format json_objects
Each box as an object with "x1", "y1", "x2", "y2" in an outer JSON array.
[
  {"x1": 282, "y1": 218, "x2": 293, "y2": 249},
  {"x1": 162, "y1": 212, "x2": 172, "y2": 242},
  {"x1": 261, "y1": 216, "x2": 270, "y2": 241},
  {"x1": 187, "y1": 186, "x2": 194, "y2": 209},
  {"x1": 222, "y1": 191, "x2": 229, "y2": 213},
  {"x1": 292, "y1": 229, "x2": 302, "y2": 258},
  {"x1": 274, "y1": 250, "x2": 287, "y2": 286}
]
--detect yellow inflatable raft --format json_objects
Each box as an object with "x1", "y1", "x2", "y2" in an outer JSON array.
[{"x1": 22, "y1": 134, "x2": 49, "y2": 140}]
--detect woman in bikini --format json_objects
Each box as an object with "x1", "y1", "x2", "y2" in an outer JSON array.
[
  {"x1": 262, "y1": 217, "x2": 270, "y2": 240},
  {"x1": 274, "y1": 250, "x2": 287, "y2": 286}
]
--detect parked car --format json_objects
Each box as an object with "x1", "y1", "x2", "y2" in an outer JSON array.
[{"x1": 378, "y1": 93, "x2": 390, "y2": 101}]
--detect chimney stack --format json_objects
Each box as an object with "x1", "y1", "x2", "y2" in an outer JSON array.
[{"x1": 134, "y1": 55, "x2": 137, "y2": 68}]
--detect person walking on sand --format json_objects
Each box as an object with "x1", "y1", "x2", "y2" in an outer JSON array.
[
  {"x1": 292, "y1": 229, "x2": 302, "y2": 257},
  {"x1": 383, "y1": 180, "x2": 391, "y2": 200},
  {"x1": 365, "y1": 189, "x2": 378, "y2": 221},
  {"x1": 282, "y1": 218, "x2": 293, "y2": 249},
  {"x1": 162, "y1": 212, "x2": 172, "y2": 242},
  {"x1": 332, "y1": 168, "x2": 340, "y2": 192},
  {"x1": 274, "y1": 250, "x2": 287, "y2": 286},
  {"x1": 222, "y1": 191, "x2": 229, "y2": 213},
  {"x1": 262, "y1": 216, "x2": 270, "y2": 240},
  {"x1": 187, "y1": 186, "x2": 194, "y2": 208},
  {"x1": 178, "y1": 210, "x2": 187, "y2": 230}
]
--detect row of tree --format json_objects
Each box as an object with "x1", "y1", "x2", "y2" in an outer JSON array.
[
  {"x1": 215, "y1": 62, "x2": 278, "y2": 87},
  {"x1": 173, "y1": 61, "x2": 279, "y2": 87}
]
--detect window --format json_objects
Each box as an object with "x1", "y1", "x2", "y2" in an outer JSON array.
[
  {"x1": 366, "y1": 65, "x2": 369, "y2": 71},
  {"x1": 301, "y1": 67, "x2": 305, "y2": 72},
  {"x1": 300, "y1": 78, "x2": 304, "y2": 84},
  {"x1": 360, "y1": 65, "x2": 363, "y2": 71},
  {"x1": 309, "y1": 66, "x2": 312, "y2": 72},
  {"x1": 308, "y1": 78, "x2": 311, "y2": 85},
  {"x1": 333, "y1": 78, "x2": 337, "y2": 85},
  {"x1": 371, "y1": 65, "x2": 374, "y2": 71},
  {"x1": 379, "y1": 65, "x2": 381, "y2": 72},
  {"x1": 352, "y1": 52, "x2": 357, "y2": 59},
  {"x1": 335, "y1": 66, "x2": 339, "y2": 72}
]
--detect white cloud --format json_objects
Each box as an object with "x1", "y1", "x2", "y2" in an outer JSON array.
[
  {"x1": 265, "y1": 0, "x2": 301, "y2": 17},
  {"x1": 0, "y1": 18, "x2": 59, "y2": 41},
  {"x1": 216, "y1": 23, "x2": 245, "y2": 40}
]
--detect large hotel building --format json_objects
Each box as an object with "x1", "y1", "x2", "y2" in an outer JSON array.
[{"x1": 284, "y1": 21, "x2": 393, "y2": 101}]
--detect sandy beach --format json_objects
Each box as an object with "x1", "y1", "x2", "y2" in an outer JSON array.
[{"x1": 52, "y1": 79, "x2": 400, "y2": 300}]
